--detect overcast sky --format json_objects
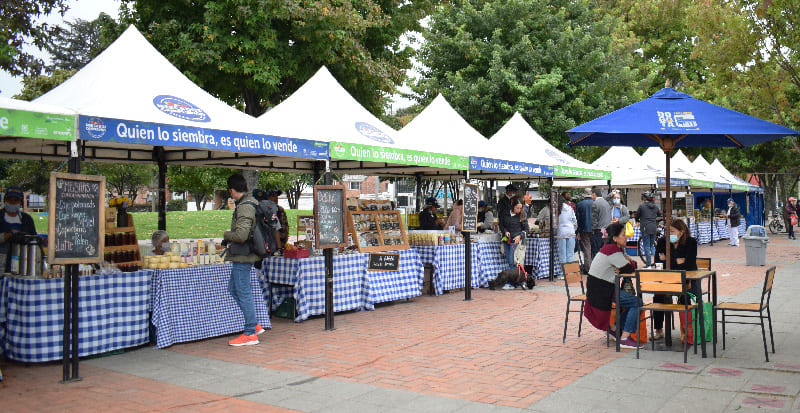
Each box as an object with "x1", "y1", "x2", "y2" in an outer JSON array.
[{"x1": 0, "y1": 0, "x2": 120, "y2": 97}]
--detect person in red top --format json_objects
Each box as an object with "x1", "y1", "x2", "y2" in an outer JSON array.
[{"x1": 785, "y1": 197, "x2": 797, "y2": 240}]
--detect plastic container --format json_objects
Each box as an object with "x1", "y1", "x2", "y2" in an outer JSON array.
[{"x1": 743, "y1": 225, "x2": 769, "y2": 266}]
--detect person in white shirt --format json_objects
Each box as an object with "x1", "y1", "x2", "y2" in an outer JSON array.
[{"x1": 556, "y1": 195, "x2": 578, "y2": 264}]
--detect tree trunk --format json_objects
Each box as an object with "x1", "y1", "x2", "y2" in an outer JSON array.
[{"x1": 242, "y1": 170, "x2": 259, "y2": 193}]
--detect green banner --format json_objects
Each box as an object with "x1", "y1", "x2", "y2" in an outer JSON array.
[
  {"x1": 732, "y1": 183, "x2": 749, "y2": 191},
  {"x1": 330, "y1": 141, "x2": 468, "y2": 170},
  {"x1": 688, "y1": 179, "x2": 714, "y2": 188},
  {"x1": 0, "y1": 108, "x2": 74, "y2": 141},
  {"x1": 553, "y1": 165, "x2": 611, "y2": 180}
]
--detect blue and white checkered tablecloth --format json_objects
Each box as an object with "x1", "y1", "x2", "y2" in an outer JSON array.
[
  {"x1": 0, "y1": 271, "x2": 151, "y2": 363},
  {"x1": 264, "y1": 254, "x2": 370, "y2": 322},
  {"x1": 628, "y1": 226, "x2": 642, "y2": 242},
  {"x1": 367, "y1": 249, "x2": 423, "y2": 304},
  {"x1": 697, "y1": 221, "x2": 712, "y2": 244},
  {"x1": 150, "y1": 264, "x2": 270, "y2": 349},
  {"x1": 527, "y1": 238, "x2": 563, "y2": 280},
  {"x1": 262, "y1": 255, "x2": 298, "y2": 312},
  {"x1": 431, "y1": 244, "x2": 482, "y2": 295},
  {"x1": 475, "y1": 241, "x2": 510, "y2": 286},
  {"x1": 412, "y1": 246, "x2": 436, "y2": 264}
]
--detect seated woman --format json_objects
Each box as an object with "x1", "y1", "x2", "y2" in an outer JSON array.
[
  {"x1": 584, "y1": 222, "x2": 643, "y2": 349},
  {"x1": 498, "y1": 196, "x2": 529, "y2": 268},
  {"x1": 151, "y1": 230, "x2": 170, "y2": 255},
  {"x1": 445, "y1": 199, "x2": 464, "y2": 232},
  {"x1": 652, "y1": 218, "x2": 698, "y2": 340}
]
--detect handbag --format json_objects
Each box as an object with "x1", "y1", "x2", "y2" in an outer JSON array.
[
  {"x1": 791, "y1": 214, "x2": 798, "y2": 226},
  {"x1": 678, "y1": 293, "x2": 713, "y2": 344},
  {"x1": 625, "y1": 220, "x2": 635, "y2": 238}
]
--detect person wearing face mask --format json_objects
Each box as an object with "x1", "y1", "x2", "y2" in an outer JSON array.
[
  {"x1": 652, "y1": 219, "x2": 698, "y2": 340},
  {"x1": 499, "y1": 196, "x2": 529, "y2": 268},
  {"x1": 609, "y1": 192, "x2": 630, "y2": 225},
  {"x1": 725, "y1": 198, "x2": 741, "y2": 247},
  {"x1": 1, "y1": 186, "x2": 37, "y2": 271},
  {"x1": 151, "y1": 230, "x2": 171, "y2": 255}
]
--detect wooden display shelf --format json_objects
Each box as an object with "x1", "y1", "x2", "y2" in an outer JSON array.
[
  {"x1": 347, "y1": 210, "x2": 409, "y2": 253},
  {"x1": 104, "y1": 244, "x2": 140, "y2": 252}
]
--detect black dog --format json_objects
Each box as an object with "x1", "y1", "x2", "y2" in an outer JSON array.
[{"x1": 489, "y1": 265, "x2": 535, "y2": 290}]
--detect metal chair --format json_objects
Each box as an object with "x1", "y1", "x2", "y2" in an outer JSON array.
[
  {"x1": 562, "y1": 261, "x2": 585, "y2": 343},
  {"x1": 717, "y1": 266, "x2": 776, "y2": 362},
  {"x1": 636, "y1": 269, "x2": 696, "y2": 362}
]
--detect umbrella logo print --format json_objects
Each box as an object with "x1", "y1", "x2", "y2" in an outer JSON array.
[{"x1": 658, "y1": 111, "x2": 698, "y2": 130}]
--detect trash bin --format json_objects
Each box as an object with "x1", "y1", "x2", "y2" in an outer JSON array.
[{"x1": 743, "y1": 225, "x2": 769, "y2": 266}]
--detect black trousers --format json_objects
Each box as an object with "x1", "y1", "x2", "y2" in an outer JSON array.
[{"x1": 653, "y1": 281, "x2": 701, "y2": 329}]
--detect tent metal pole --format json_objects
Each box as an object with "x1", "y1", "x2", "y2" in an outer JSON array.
[
  {"x1": 323, "y1": 160, "x2": 335, "y2": 331},
  {"x1": 710, "y1": 188, "x2": 714, "y2": 246},
  {"x1": 464, "y1": 170, "x2": 472, "y2": 301},
  {"x1": 549, "y1": 177, "x2": 555, "y2": 281},
  {"x1": 154, "y1": 146, "x2": 167, "y2": 231},
  {"x1": 62, "y1": 140, "x2": 82, "y2": 383}
]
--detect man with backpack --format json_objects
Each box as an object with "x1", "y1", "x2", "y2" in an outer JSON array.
[{"x1": 223, "y1": 174, "x2": 265, "y2": 346}]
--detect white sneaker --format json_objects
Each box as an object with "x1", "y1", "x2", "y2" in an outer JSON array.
[{"x1": 502, "y1": 284, "x2": 515, "y2": 290}]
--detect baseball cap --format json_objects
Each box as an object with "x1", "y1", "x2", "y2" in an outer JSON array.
[
  {"x1": 4, "y1": 186, "x2": 24, "y2": 201},
  {"x1": 266, "y1": 189, "x2": 283, "y2": 197},
  {"x1": 425, "y1": 197, "x2": 441, "y2": 208},
  {"x1": 505, "y1": 183, "x2": 518, "y2": 192},
  {"x1": 252, "y1": 188, "x2": 268, "y2": 201},
  {"x1": 478, "y1": 200, "x2": 487, "y2": 207}
]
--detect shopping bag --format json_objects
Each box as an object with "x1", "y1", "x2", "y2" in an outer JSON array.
[
  {"x1": 678, "y1": 293, "x2": 713, "y2": 344},
  {"x1": 792, "y1": 214, "x2": 798, "y2": 226},
  {"x1": 609, "y1": 303, "x2": 647, "y2": 343},
  {"x1": 625, "y1": 221, "x2": 635, "y2": 238}
]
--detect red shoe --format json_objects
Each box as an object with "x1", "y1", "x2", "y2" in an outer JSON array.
[
  {"x1": 228, "y1": 334, "x2": 259, "y2": 346},
  {"x1": 255, "y1": 324, "x2": 266, "y2": 335}
]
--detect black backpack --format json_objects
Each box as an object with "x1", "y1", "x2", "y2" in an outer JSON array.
[{"x1": 241, "y1": 200, "x2": 278, "y2": 258}]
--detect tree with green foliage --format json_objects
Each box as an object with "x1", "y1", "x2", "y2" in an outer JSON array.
[
  {"x1": 167, "y1": 166, "x2": 233, "y2": 210},
  {"x1": 12, "y1": 68, "x2": 75, "y2": 100},
  {"x1": 258, "y1": 172, "x2": 314, "y2": 209},
  {"x1": 117, "y1": 0, "x2": 440, "y2": 117},
  {"x1": 1, "y1": 0, "x2": 68, "y2": 76},
  {"x1": 413, "y1": 0, "x2": 646, "y2": 157},
  {"x1": 682, "y1": 0, "x2": 800, "y2": 213},
  {"x1": 1, "y1": 160, "x2": 61, "y2": 194},
  {"x1": 91, "y1": 163, "x2": 154, "y2": 200},
  {"x1": 43, "y1": 13, "x2": 115, "y2": 73}
]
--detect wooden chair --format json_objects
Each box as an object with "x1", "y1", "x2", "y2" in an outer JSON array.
[
  {"x1": 717, "y1": 266, "x2": 776, "y2": 362},
  {"x1": 562, "y1": 261, "x2": 585, "y2": 343},
  {"x1": 696, "y1": 257, "x2": 712, "y2": 302},
  {"x1": 636, "y1": 269, "x2": 697, "y2": 362}
]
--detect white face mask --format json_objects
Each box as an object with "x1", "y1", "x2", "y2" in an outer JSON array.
[
  {"x1": 161, "y1": 243, "x2": 171, "y2": 252},
  {"x1": 4, "y1": 202, "x2": 20, "y2": 213}
]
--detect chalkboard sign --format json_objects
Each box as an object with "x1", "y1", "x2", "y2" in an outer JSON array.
[
  {"x1": 368, "y1": 253, "x2": 400, "y2": 271},
  {"x1": 314, "y1": 185, "x2": 346, "y2": 249},
  {"x1": 48, "y1": 172, "x2": 106, "y2": 264},
  {"x1": 462, "y1": 183, "x2": 479, "y2": 233}
]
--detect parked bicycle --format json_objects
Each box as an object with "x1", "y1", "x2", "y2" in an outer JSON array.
[{"x1": 767, "y1": 209, "x2": 785, "y2": 234}]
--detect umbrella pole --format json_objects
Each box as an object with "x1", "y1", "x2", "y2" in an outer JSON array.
[{"x1": 664, "y1": 146, "x2": 672, "y2": 270}]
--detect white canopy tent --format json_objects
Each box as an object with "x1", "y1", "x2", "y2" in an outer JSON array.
[
  {"x1": 487, "y1": 113, "x2": 610, "y2": 182},
  {"x1": 553, "y1": 146, "x2": 662, "y2": 188},
  {"x1": 30, "y1": 25, "x2": 327, "y2": 170},
  {"x1": 709, "y1": 159, "x2": 757, "y2": 192},
  {"x1": 257, "y1": 67, "x2": 468, "y2": 177}
]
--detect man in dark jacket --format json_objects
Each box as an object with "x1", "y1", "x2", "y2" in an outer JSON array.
[
  {"x1": 591, "y1": 187, "x2": 611, "y2": 257},
  {"x1": 726, "y1": 198, "x2": 741, "y2": 247},
  {"x1": 1, "y1": 186, "x2": 37, "y2": 272},
  {"x1": 224, "y1": 174, "x2": 265, "y2": 346},
  {"x1": 576, "y1": 188, "x2": 594, "y2": 272},
  {"x1": 636, "y1": 192, "x2": 661, "y2": 267},
  {"x1": 496, "y1": 183, "x2": 517, "y2": 220},
  {"x1": 419, "y1": 197, "x2": 444, "y2": 230}
]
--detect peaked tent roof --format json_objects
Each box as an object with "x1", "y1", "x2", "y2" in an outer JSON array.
[
  {"x1": 0, "y1": 98, "x2": 76, "y2": 156},
  {"x1": 691, "y1": 154, "x2": 737, "y2": 191},
  {"x1": 670, "y1": 150, "x2": 714, "y2": 188},
  {"x1": 489, "y1": 113, "x2": 610, "y2": 180},
  {"x1": 710, "y1": 158, "x2": 757, "y2": 192},
  {"x1": 257, "y1": 67, "x2": 468, "y2": 176},
  {"x1": 639, "y1": 147, "x2": 694, "y2": 187},
  {"x1": 395, "y1": 95, "x2": 533, "y2": 178},
  {"x1": 29, "y1": 25, "x2": 327, "y2": 170}
]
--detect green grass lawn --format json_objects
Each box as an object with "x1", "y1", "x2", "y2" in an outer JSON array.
[{"x1": 32, "y1": 209, "x2": 313, "y2": 240}]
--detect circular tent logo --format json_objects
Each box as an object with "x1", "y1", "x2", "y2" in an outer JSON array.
[
  {"x1": 355, "y1": 122, "x2": 394, "y2": 144},
  {"x1": 153, "y1": 95, "x2": 211, "y2": 123},
  {"x1": 545, "y1": 148, "x2": 569, "y2": 164},
  {"x1": 333, "y1": 144, "x2": 346, "y2": 157},
  {"x1": 84, "y1": 117, "x2": 107, "y2": 139}
]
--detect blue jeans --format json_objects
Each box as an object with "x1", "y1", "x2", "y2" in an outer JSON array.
[
  {"x1": 504, "y1": 241, "x2": 517, "y2": 268},
  {"x1": 641, "y1": 232, "x2": 656, "y2": 267},
  {"x1": 617, "y1": 290, "x2": 641, "y2": 334},
  {"x1": 229, "y1": 262, "x2": 257, "y2": 336},
  {"x1": 557, "y1": 237, "x2": 575, "y2": 264}
]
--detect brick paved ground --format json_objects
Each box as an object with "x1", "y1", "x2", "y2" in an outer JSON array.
[{"x1": 1, "y1": 235, "x2": 797, "y2": 411}]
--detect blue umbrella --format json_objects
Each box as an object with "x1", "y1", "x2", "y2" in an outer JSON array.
[{"x1": 567, "y1": 87, "x2": 798, "y2": 268}]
